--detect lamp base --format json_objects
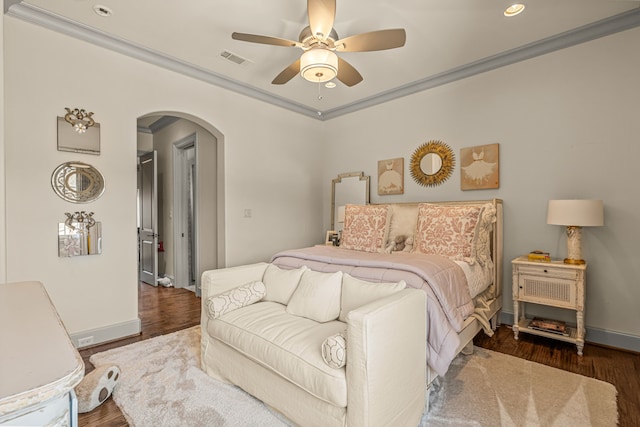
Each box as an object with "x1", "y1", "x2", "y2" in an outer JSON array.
[{"x1": 563, "y1": 258, "x2": 585, "y2": 265}]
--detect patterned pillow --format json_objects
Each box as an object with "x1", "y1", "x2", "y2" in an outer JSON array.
[
  {"x1": 471, "y1": 203, "x2": 497, "y2": 267},
  {"x1": 321, "y1": 331, "x2": 347, "y2": 369},
  {"x1": 206, "y1": 281, "x2": 266, "y2": 319},
  {"x1": 340, "y1": 204, "x2": 391, "y2": 253},
  {"x1": 412, "y1": 204, "x2": 483, "y2": 261}
]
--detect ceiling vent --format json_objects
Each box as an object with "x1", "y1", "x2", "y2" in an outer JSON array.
[{"x1": 220, "y1": 50, "x2": 248, "y2": 65}]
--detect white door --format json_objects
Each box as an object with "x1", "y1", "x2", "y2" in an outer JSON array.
[{"x1": 139, "y1": 151, "x2": 158, "y2": 286}]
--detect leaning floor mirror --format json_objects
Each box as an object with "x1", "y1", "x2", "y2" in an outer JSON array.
[{"x1": 331, "y1": 172, "x2": 370, "y2": 230}]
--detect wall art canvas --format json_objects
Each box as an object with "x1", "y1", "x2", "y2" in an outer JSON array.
[
  {"x1": 460, "y1": 143, "x2": 499, "y2": 190},
  {"x1": 377, "y1": 158, "x2": 404, "y2": 195}
]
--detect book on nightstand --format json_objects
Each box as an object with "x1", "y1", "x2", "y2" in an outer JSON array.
[
  {"x1": 528, "y1": 317, "x2": 569, "y2": 336},
  {"x1": 528, "y1": 250, "x2": 551, "y2": 262}
]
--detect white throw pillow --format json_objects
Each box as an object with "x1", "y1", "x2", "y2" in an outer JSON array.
[
  {"x1": 339, "y1": 274, "x2": 407, "y2": 322},
  {"x1": 262, "y1": 264, "x2": 307, "y2": 305},
  {"x1": 206, "y1": 281, "x2": 266, "y2": 319},
  {"x1": 321, "y1": 331, "x2": 347, "y2": 369},
  {"x1": 286, "y1": 270, "x2": 343, "y2": 322}
]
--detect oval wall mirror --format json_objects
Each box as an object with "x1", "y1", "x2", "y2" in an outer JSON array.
[
  {"x1": 51, "y1": 161, "x2": 105, "y2": 203},
  {"x1": 410, "y1": 140, "x2": 455, "y2": 187}
]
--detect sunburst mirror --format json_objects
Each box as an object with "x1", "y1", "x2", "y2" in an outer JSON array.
[{"x1": 410, "y1": 140, "x2": 455, "y2": 187}]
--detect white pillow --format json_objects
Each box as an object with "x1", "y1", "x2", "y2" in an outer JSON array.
[
  {"x1": 321, "y1": 331, "x2": 347, "y2": 369},
  {"x1": 262, "y1": 264, "x2": 307, "y2": 305},
  {"x1": 339, "y1": 274, "x2": 407, "y2": 322},
  {"x1": 286, "y1": 270, "x2": 343, "y2": 322},
  {"x1": 387, "y1": 204, "x2": 418, "y2": 248},
  {"x1": 206, "y1": 281, "x2": 266, "y2": 319}
]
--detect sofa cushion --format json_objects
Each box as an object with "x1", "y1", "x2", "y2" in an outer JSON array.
[
  {"x1": 338, "y1": 274, "x2": 407, "y2": 322},
  {"x1": 321, "y1": 331, "x2": 347, "y2": 369},
  {"x1": 262, "y1": 264, "x2": 307, "y2": 305},
  {"x1": 208, "y1": 301, "x2": 347, "y2": 407},
  {"x1": 206, "y1": 281, "x2": 266, "y2": 319},
  {"x1": 286, "y1": 270, "x2": 343, "y2": 322}
]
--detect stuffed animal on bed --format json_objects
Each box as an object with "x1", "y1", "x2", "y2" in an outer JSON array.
[{"x1": 385, "y1": 235, "x2": 407, "y2": 253}]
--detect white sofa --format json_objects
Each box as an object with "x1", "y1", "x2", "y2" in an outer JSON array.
[{"x1": 200, "y1": 262, "x2": 427, "y2": 427}]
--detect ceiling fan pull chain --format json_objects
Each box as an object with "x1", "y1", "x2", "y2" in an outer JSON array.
[{"x1": 317, "y1": 82, "x2": 323, "y2": 100}]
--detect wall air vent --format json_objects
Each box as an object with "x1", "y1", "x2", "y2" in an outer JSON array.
[{"x1": 220, "y1": 50, "x2": 248, "y2": 65}]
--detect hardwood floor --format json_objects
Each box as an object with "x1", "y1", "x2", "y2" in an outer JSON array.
[{"x1": 79, "y1": 283, "x2": 639, "y2": 426}]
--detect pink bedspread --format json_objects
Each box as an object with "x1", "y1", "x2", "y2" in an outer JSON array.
[{"x1": 270, "y1": 246, "x2": 475, "y2": 376}]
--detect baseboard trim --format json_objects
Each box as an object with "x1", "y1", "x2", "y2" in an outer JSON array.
[
  {"x1": 500, "y1": 312, "x2": 640, "y2": 353},
  {"x1": 70, "y1": 318, "x2": 141, "y2": 349}
]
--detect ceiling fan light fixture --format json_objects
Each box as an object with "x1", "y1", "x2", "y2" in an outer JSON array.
[
  {"x1": 504, "y1": 3, "x2": 525, "y2": 17},
  {"x1": 300, "y1": 49, "x2": 338, "y2": 83}
]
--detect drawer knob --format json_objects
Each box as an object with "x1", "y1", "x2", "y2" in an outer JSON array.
[{"x1": 543, "y1": 269, "x2": 548, "y2": 273}]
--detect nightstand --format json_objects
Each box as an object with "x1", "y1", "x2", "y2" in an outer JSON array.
[{"x1": 511, "y1": 256, "x2": 587, "y2": 355}]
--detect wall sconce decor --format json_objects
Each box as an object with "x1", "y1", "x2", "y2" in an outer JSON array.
[
  {"x1": 58, "y1": 211, "x2": 102, "y2": 257},
  {"x1": 547, "y1": 199, "x2": 604, "y2": 264},
  {"x1": 65, "y1": 108, "x2": 95, "y2": 133},
  {"x1": 57, "y1": 108, "x2": 100, "y2": 154}
]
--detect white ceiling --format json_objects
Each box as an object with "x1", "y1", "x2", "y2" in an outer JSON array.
[{"x1": 6, "y1": 0, "x2": 640, "y2": 120}]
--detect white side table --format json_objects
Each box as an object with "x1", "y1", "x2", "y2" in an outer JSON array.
[
  {"x1": 0, "y1": 281, "x2": 84, "y2": 426},
  {"x1": 511, "y1": 256, "x2": 587, "y2": 355}
]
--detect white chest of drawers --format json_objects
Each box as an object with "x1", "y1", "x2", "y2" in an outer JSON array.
[{"x1": 0, "y1": 281, "x2": 84, "y2": 426}]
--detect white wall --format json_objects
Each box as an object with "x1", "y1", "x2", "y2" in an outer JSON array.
[
  {"x1": 3, "y1": 16, "x2": 325, "y2": 342},
  {"x1": 323, "y1": 27, "x2": 640, "y2": 348},
  {"x1": 0, "y1": 9, "x2": 5, "y2": 283}
]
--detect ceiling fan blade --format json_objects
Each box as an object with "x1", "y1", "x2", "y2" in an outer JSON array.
[
  {"x1": 335, "y1": 29, "x2": 406, "y2": 52},
  {"x1": 232, "y1": 32, "x2": 301, "y2": 48},
  {"x1": 272, "y1": 59, "x2": 301, "y2": 85},
  {"x1": 336, "y1": 57, "x2": 363, "y2": 87},
  {"x1": 307, "y1": 0, "x2": 336, "y2": 39}
]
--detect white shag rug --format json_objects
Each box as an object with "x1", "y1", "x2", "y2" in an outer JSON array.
[{"x1": 90, "y1": 326, "x2": 618, "y2": 427}]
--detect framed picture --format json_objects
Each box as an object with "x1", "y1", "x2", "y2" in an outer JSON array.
[
  {"x1": 378, "y1": 158, "x2": 404, "y2": 195},
  {"x1": 460, "y1": 143, "x2": 499, "y2": 190},
  {"x1": 325, "y1": 230, "x2": 339, "y2": 246}
]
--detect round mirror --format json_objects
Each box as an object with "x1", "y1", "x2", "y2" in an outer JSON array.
[
  {"x1": 410, "y1": 140, "x2": 455, "y2": 187},
  {"x1": 52, "y1": 161, "x2": 105, "y2": 203},
  {"x1": 420, "y1": 153, "x2": 443, "y2": 175}
]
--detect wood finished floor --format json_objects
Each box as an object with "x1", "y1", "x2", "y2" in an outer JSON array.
[{"x1": 79, "y1": 283, "x2": 639, "y2": 427}]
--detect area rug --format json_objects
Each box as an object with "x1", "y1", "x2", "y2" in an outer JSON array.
[{"x1": 90, "y1": 326, "x2": 618, "y2": 427}]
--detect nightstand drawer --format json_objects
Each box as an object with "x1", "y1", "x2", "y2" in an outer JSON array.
[
  {"x1": 517, "y1": 274, "x2": 577, "y2": 308},
  {"x1": 516, "y1": 265, "x2": 578, "y2": 280}
]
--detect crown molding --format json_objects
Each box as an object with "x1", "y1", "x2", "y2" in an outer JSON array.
[{"x1": 6, "y1": 2, "x2": 640, "y2": 121}]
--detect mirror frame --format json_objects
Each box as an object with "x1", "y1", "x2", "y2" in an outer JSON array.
[
  {"x1": 331, "y1": 171, "x2": 370, "y2": 230},
  {"x1": 51, "y1": 161, "x2": 105, "y2": 203},
  {"x1": 409, "y1": 140, "x2": 455, "y2": 187}
]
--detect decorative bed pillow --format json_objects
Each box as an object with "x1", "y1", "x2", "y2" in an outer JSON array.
[
  {"x1": 472, "y1": 203, "x2": 497, "y2": 267},
  {"x1": 286, "y1": 270, "x2": 343, "y2": 322},
  {"x1": 321, "y1": 331, "x2": 347, "y2": 369},
  {"x1": 385, "y1": 204, "x2": 419, "y2": 251},
  {"x1": 340, "y1": 204, "x2": 391, "y2": 253},
  {"x1": 206, "y1": 281, "x2": 266, "y2": 319},
  {"x1": 339, "y1": 274, "x2": 407, "y2": 322},
  {"x1": 262, "y1": 264, "x2": 307, "y2": 305},
  {"x1": 412, "y1": 204, "x2": 483, "y2": 261}
]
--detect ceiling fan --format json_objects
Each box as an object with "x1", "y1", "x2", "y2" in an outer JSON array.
[{"x1": 231, "y1": 0, "x2": 406, "y2": 87}]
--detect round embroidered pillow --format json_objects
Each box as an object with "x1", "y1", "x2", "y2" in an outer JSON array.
[{"x1": 321, "y1": 331, "x2": 347, "y2": 369}]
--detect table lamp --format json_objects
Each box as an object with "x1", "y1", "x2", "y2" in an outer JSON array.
[{"x1": 547, "y1": 199, "x2": 604, "y2": 264}]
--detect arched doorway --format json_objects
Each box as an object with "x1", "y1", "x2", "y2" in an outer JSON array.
[{"x1": 137, "y1": 112, "x2": 225, "y2": 296}]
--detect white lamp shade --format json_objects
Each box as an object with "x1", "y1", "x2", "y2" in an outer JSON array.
[
  {"x1": 300, "y1": 49, "x2": 338, "y2": 83},
  {"x1": 547, "y1": 200, "x2": 604, "y2": 227}
]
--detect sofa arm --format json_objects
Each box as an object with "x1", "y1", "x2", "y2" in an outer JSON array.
[
  {"x1": 200, "y1": 262, "x2": 269, "y2": 326},
  {"x1": 345, "y1": 288, "x2": 427, "y2": 427}
]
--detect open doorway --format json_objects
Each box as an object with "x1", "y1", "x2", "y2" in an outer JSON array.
[{"x1": 137, "y1": 113, "x2": 225, "y2": 297}]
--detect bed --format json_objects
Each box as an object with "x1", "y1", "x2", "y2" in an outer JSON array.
[{"x1": 271, "y1": 198, "x2": 503, "y2": 408}]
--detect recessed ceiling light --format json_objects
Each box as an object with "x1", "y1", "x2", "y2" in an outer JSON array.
[
  {"x1": 504, "y1": 3, "x2": 525, "y2": 17},
  {"x1": 93, "y1": 5, "x2": 113, "y2": 17},
  {"x1": 325, "y1": 81, "x2": 336, "y2": 89}
]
